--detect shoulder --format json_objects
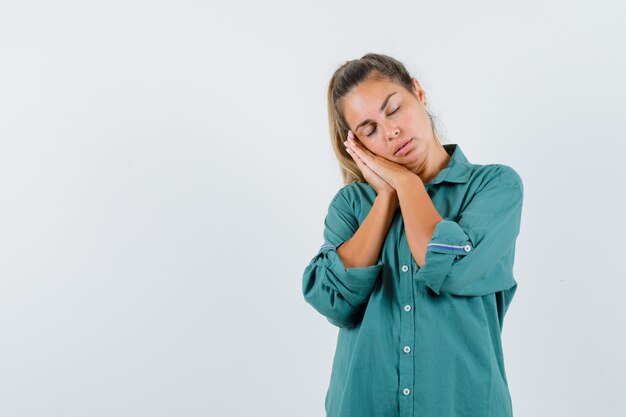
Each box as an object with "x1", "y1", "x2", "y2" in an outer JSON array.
[
  {"x1": 330, "y1": 182, "x2": 377, "y2": 215},
  {"x1": 495, "y1": 164, "x2": 524, "y2": 190},
  {"x1": 470, "y1": 163, "x2": 524, "y2": 194},
  {"x1": 334, "y1": 181, "x2": 375, "y2": 201}
]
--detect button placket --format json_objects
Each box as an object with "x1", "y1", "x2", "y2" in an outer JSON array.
[{"x1": 398, "y1": 255, "x2": 415, "y2": 416}]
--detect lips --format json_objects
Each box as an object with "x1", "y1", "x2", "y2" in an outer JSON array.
[{"x1": 394, "y1": 139, "x2": 412, "y2": 155}]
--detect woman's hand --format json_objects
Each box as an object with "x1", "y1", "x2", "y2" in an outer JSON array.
[
  {"x1": 344, "y1": 130, "x2": 396, "y2": 198},
  {"x1": 344, "y1": 130, "x2": 414, "y2": 190}
]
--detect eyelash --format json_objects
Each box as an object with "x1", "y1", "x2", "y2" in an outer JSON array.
[{"x1": 365, "y1": 106, "x2": 400, "y2": 137}]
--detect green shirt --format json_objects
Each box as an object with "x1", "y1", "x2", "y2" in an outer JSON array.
[{"x1": 302, "y1": 143, "x2": 524, "y2": 417}]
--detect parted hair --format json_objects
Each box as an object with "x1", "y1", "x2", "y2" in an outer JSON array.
[{"x1": 327, "y1": 53, "x2": 443, "y2": 184}]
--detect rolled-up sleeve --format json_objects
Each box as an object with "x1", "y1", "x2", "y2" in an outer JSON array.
[
  {"x1": 413, "y1": 168, "x2": 524, "y2": 296},
  {"x1": 302, "y1": 188, "x2": 383, "y2": 328}
]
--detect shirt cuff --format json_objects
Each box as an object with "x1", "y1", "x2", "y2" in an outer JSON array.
[
  {"x1": 412, "y1": 219, "x2": 472, "y2": 295},
  {"x1": 317, "y1": 244, "x2": 384, "y2": 306}
]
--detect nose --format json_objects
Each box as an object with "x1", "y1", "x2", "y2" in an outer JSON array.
[{"x1": 382, "y1": 121, "x2": 400, "y2": 140}]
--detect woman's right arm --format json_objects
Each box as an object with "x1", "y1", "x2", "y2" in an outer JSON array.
[
  {"x1": 302, "y1": 189, "x2": 398, "y2": 328},
  {"x1": 337, "y1": 190, "x2": 397, "y2": 267}
]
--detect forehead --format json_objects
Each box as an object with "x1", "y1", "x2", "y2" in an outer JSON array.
[{"x1": 342, "y1": 77, "x2": 402, "y2": 127}]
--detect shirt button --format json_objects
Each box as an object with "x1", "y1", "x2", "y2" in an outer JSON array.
[
  {"x1": 403, "y1": 388, "x2": 411, "y2": 396},
  {"x1": 403, "y1": 346, "x2": 411, "y2": 353},
  {"x1": 401, "y1": 264, "x2": 409, "y2": 272},
  {"x1": 464, "y1": 245, "x2": 471, "y2": 252},
  {"x1": 404, "y1": 305, "x2": 412, "y2": 312}
]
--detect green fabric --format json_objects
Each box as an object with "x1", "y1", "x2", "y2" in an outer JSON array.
[{"x1": 302, "y1": 144, "x2": 524, "y2": 417}]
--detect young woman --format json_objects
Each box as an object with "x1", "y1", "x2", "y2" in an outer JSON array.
[{"x1": 302, "y1": 53, "x2": 524, "y2": 417}]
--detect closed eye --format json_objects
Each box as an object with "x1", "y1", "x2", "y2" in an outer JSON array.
[{"x1": 365, "y1": 106, "x2": 401, "y2": 137}]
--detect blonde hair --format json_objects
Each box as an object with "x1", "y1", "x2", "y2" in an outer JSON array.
[{"x1": 327, "y1": 53, "x2": 443, "y2": 184}]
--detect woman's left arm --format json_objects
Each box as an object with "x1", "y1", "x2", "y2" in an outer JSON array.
[
  {"x1": 395, "y1": 174, "x2": 442, "y2": 267},
  {"x1": 399, "y1": 167, "x2": 524, "y2": 296}
]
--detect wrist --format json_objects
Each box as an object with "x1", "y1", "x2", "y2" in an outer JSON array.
[
  {"x1": 396, "y1": 172, "x2": 422, "y2": 194},
  {"x1": 376, "y1": 189, "x2": 399, "y2": 210},
  {"x1": 377, "y1": 188, "x2": 397, "y2": 200}
]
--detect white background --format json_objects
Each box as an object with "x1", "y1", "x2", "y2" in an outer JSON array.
[{"x1": 1, "y1": 1, "x2": 625, "y2": 416}]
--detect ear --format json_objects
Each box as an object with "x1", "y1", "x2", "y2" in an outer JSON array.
[{"x1": 410, "y1": 77, "x2": 427, "y2": 107}]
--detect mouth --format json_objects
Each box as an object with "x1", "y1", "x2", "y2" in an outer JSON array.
[{"x1": 394, "y1": 138, "x2": 413, "y2": 156}]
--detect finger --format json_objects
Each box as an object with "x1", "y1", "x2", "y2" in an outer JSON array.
[
  {"x1": 347, "y1": 131, "x2": 369, "y2": 150},
  {"x1": 347, "y1": 135, "x2": 374, "y2": 159},
  {"x1": 347, "y1": 141, "x2": 376, "y2": 167},
  {"x1": 346, "y1": 146, "x2": 372, "y2": 174},
  {"x1": 345, "y1": 134, "x2": 374, "y2": 163},
  {"x1": 347, "y1": 147, "x2": 386, "y2": 187},
  {"x1": 346, "y1": 146, "x2": 364, "y2": 167}
]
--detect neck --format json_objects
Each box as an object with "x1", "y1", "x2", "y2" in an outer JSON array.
[{"x1": 417, "y1": 141, "x2": 451, "y2": 185}]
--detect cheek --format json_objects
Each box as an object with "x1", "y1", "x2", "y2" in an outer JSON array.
[
  {"x1": 400, "y1": 111, "x2": 416, "y2": 127},
  {"x1": 400, "y1": 107, "x2": 425, "y2": 128}
]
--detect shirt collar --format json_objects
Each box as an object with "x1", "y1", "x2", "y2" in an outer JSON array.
[{"x1": 424, "y1": 143, "x2": 473, "y2": 186}]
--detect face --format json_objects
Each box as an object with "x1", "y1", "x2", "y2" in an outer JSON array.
[{"x1": 341, "y1": 75, "x2": 436, "y2": 168}]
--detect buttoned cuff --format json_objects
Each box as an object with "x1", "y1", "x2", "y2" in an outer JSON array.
[{"x1": 413, "y1": 219, "x2": 472, "y2": 295}]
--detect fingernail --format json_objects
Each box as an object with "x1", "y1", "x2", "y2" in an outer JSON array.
[{"x1": 348, "y1": 130, "x2": 354, "y2": 138}]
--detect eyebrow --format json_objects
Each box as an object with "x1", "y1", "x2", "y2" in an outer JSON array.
[{"x1": 353, "y1": 91, "x2": 398, "y2": 133}]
